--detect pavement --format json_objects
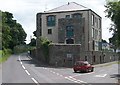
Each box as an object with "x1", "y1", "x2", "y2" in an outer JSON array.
[{"x1": 93, "y1": 61, "x2": 118, "y2": 67}]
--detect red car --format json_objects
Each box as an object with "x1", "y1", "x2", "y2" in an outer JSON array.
[{"x1": 73, "y1": 61, "x2": 94, "y2": 73}]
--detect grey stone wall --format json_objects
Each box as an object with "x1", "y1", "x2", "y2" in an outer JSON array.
[
  {"x1": 31, "y1": 44, "x2": 119, "y2": 67},
  {"x1": 58, "y1": 18, "x2": 85, "y2": 45},
  {"x1": 49, "y1": 44, "x2": 81, "y2": 67}
]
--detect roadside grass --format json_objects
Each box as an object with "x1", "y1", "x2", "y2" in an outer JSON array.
[
  {"x1": 118, "y1": 61, "x2": 120, "y2": 64},
  {"x1": 0, "y1": 49, "x2": 12, "y2": 63},
  {"x1": 0, "y1": 50, "x2": 2, "y2": 57}
]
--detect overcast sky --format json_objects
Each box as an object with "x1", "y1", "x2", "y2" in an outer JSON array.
[{"x1": 0, "y1": 0, "x2": 113, "y2": 43}]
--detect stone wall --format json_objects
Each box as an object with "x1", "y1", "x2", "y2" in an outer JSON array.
[
  {"x1": 49, "y1": 44, "x2": 81, "y2": 67},
  {"x1": 30, "y1": 44, "x2": 119, "y2": 67}
]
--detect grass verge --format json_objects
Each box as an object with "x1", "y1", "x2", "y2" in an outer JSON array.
[{"x1": 0, "y1": 49, "x2": 12, "y2": 63}]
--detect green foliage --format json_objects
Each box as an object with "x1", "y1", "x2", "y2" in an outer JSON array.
[
  {"x1": 0, "y1": 11, "x2": 2, "y2": 50},
  {"x1": 105, "y1": 1, "x2": 120, "y2": 47},
  {"x1": 38, "y1": 37, "x2": 51, "y2": 63},
  {"x1": 13, "y1": 45, "x2": 33, "y2": 54},
  {"x1": 29, "y1": 38, "x2": 36, "y2": 46},
  {"x1": 33, "y1": 31, "x2": 37, "y2": 37},
  {"x1": 102, "y1": 39, "x2": 108, "y2": 43},
  {"x1": 0, "y1": 49, "x2": 12, "y2": 63},
  {"x1": 2, "y1": 11, "x2": 27, "y2": 50}
]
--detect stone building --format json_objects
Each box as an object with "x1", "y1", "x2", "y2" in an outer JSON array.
[
  {"x1": 32, "y1": 2, "x2": 119, "y2": 67},
  {"x1": 36, "y1": 2, "x2": 102, "y2": 51}
]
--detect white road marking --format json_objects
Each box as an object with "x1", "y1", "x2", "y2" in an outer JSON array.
[
  {"x1": 27, "y1": 56, "x2": 32, "y2": 60},
  {"x1": 22, "y1": 65, "x2": 26, "y2": 69},
  {"x1": 65, "y1": 77, "x2": 75, "y2": 82},
  {"x1": 59, "y1": 75, "x2": 63, "y2": 77},
  {"x1": 76, "y1": 80, "x2": 87, "y2": 83},
  {"x1": 50, "y1": 70, "x2": 53, "y2": 72},
  {"x1": 31, "y1": 78, "x2": 38, "y2": 84},
  {"x1": 19, "y1": 56, "x2": 21, "y2": 62},
  {"x1": 69, "y1": 76, "x2": 77, "y2": 80},
  {"x1": 56, "y1": 73, "x2": 60, "y2": 75},
  {"x1": 65, "y1": 76, "x2": 87, "y2": 83},
  {"x1": 72, "y1": 72, "x2": 95, "y2": 77},
  {"x1": 25, "y1": 70, "x2": 30, "y2": 75},
  {"x1": 20, "y1": 62, "x2": 23, "y2": 65},
  {"x1": 52, "y1": 71, "x2": 55, "y2": 74},
  {"x1": 95, "y1": 74, "x2": 107, "y2": 77}
]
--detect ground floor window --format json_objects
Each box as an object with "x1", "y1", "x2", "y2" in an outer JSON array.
[{"x1": 66, "y1": 38, "x2": 74, "y2": 44}]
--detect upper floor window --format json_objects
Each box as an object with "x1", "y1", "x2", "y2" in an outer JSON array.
[
  {"x1": 92, "y1": 28, "x2": 94, "y2": 38},
  {"x1": 72, "y1": 13, "x2": 82, "y2": 18},
  {"x1": 47, "y1": 15, "x2": 56, "y2": 26},
  {"x1": 92, "y1": 14, "x2": 94, "y2": 26},
  {"x1": 98, "y1": 19, "x2": 101, "y2": 29},
  {"x1": 66, "y1": 15, "x2": 70, "y2": 19},
  {"x1": 66, "y1": 26, "x2": 74, "y2": 38},
  {"x1": 95, "y1": 17, "x2": 98, "y2": 28}
]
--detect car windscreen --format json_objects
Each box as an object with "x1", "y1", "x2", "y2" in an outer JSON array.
[{"x1": 75, "y1": 62, "x2": 88, "y2": 66}]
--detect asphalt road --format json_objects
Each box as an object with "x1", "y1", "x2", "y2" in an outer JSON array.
[{"x1": 1, "y1": 53, "x2": 119, "y2": 85}]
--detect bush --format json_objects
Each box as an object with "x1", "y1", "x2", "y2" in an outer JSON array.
[
  {"x1": 0, "y1": 49, "x2": 12, "y2": 63},
  {"x1": 38, "y1": 37, "x2": 51, "y2": 63}
]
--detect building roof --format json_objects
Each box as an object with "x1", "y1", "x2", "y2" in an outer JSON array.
[{"x1": 45, "y1": 2, "x2": 89, "y2": 13}]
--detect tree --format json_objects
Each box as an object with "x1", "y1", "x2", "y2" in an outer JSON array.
[
  {"x1": 2, "y1": 11, "x2": 27, "y2": 50},
  {"x1": 105, "y1": 1, "x2": 120, "y2": 47},
  {"x1": 29, "y1": 38, "x2": 36, "y2": 46},
  {"x1": 33, "y1": 30, "x2": 37, "y2": 37},
  {"x1": 102, "y1": 39, "x2": 108, "y2": 43}
]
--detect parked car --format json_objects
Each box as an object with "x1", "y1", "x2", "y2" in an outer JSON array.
[{"x1": 73, "y1": 61, "x2": 94, "y2": 73}]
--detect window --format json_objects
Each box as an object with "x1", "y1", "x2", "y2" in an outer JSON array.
[
  {"x1": 66, "y1": 15, "x2": 70, "y2": 19},
  {"x1": 66, "y1": 26, "x2": 74, "y2": 37},
  {"x1": 66, "y1": 38, "x2": 74, "y2": 44},
  {"x1": 48, "y1": 29, "x2": 52, "y2": 34},
  {"x1": 99, "y1": 31, "x2": 101, "y2": 40},
  {"x1": 92, "y1": 28, "x2": 94, "y2": 38},
  {"x1": 95, "y1": 17, "x2": 97, "y2": 27},
  {"x1": 93, "y1": 40, "x2": 95, "y2": 50},
  {"x1": 72, "y1": 13, "x2": 82, "y2": 18},
  {"x1": 98, "y1": 19, "x2": 101, "y2": 29},
  {"x1": 95, "y1": 41, "x2": 98, "y2": 51},
  {"x1": 47, "y1": 15, "x2": 56, "y2": 26},
  {"x1": 85, "y1": 56, "x2": 88, "y2": 61},
  {"x1": 93, "y1": 56, "x2": 96, "y2": 62},
  {"x1": 95, "y1": 29, "x2": 98, "y2": 39},
  {"x1": 92, "y1": 14, "x2": 94, "y2": 26}
]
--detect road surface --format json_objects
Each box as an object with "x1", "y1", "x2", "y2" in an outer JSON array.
[{"x1": 1, "y1": 53, "x2": 119, "y2": 85}]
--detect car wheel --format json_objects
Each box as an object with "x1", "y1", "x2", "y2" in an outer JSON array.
[
  {"x1": 74, "y1": 70, "x2": 77, "y2": 73},
  {"x1": 91, "y1": 67, "x2": 94, "y2": 72}
]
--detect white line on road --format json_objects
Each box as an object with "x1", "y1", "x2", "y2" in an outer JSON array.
[
  {"x1": 20, "y1": 62, "x2": 23, "y2": 65},
  {"x1": 56, "y1": 73, "x2": 60, "y2": 76},
  {"x1": 65, "y1": 77, "x2": 75, "y2": 82},
  {"x1": 27, "y1": 56, "x2": 32, "y2": 60},
  {"x1": 31, "y1": 78, "x2": 39, "y2": 84},
  {"x1": 69, "y1": 76, "x2": 77, "y2": 80},
  {"x1": 50, "y1": 70, "x2": 53, "y2": 72},
  {"x1": 22, "y1": 65, "x2": 26, "y2": 69},
  {"x1": 65, "y1": 77, "x2": 87, "y2": 83},
  {"x1": 95, "y1": 74, "x2": 107, "y2": 77},
  {"x1": 59, "y1": 75, "x2": 63, "y2": 77},
  {"x1": 52, "y1": 71, "x2": 55, "y2": 74},
  {"x1": 19, "y1": 56, "x2": 21, "y2": 62},
  {"x1": 25, "y1": 70, "x2": 30, "y2": 75},
  {"x1": 72, "y1": 72, "x2": 95, "y2": 78}
]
